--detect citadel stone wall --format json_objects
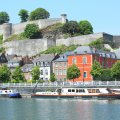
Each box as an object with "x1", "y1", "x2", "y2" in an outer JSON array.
[
  {"x1": 4, "y1": 39, "x2": 56, "y2": 56},
  {"x1": 56, "y1": 33, "x2": 109, "y2": 46},
  {"x1": 0, "y1": 14, "x2": 67, "y2": 41},
  {"x1": 3, "y1": 32, "x2": 116, "y2": 57}
]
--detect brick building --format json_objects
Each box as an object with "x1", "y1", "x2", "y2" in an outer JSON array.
[{"x1": 67, "y1": 46, "x2": 118, "y2": 82}]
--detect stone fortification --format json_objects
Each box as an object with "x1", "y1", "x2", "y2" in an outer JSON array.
[
  {"x1": 113, "y1": 36, "x2": 120, "y2": 48},
  {"x1": 56, "y1": 32, "x2": 113, "y2": 46},
  {"x1": 0, "y1": 14, "x2": 67, "y2": 41},
  {"x1": 3, "y1": 32, "x2": 115, "y2": 57},
  {"x1": 4, "y1": 39, "x2": 55, "y2": 56}
]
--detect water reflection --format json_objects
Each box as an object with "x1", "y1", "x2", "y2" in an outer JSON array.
[{"x1": 0, "y1": 99, "x2": 120, "y2": 120}]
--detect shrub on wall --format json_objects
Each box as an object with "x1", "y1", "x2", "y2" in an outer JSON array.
[
  {"x1": 24, "y1": 23, "x2": 42, "y2": 39},
  {"x1": 62, "y1": 21, "x2": 80, "y2": 36}
]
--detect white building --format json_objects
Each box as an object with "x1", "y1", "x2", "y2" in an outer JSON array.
[{"x1": 32, "y1": 54, "x2": 59, "y2": 81}]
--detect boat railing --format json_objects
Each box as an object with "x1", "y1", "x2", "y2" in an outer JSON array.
[{"x1": 0, "y1": 81, "x2": 120, "y2": 87}]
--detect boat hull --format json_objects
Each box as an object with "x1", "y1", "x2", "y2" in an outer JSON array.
[
  {"x1": 31, "y1": 94, "x2": 120, "y2": 100},
  {"x1": 9, "y1": 93, "x2": 22, "y2": 98}
]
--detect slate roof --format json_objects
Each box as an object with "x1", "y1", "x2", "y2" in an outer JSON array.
[
  {"x1": 21, "y1": 64, "x2": 34, "y2": 72},
  {"x1": 53, "y1": 51, "x2": 72, "y2": 62},
  {"x1": 69, "y1": 46, "x2": 117, "y2": 59},
  {"x1": 114, "y1": 49, "x2": 120, "y2": 59},
  {"x1": 32, "y1": 54, "x2": 56, "y2": 62},
  {"x1": 8, "y1": 57, "x2": 22, "y2": 62},
  {"x1": 6, "y1": 54, "x2": 16, "y2": 61}
]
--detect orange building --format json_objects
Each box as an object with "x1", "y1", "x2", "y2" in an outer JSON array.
[{"x1": 67, "y1": 46, "x2": 117, "y2": 82}]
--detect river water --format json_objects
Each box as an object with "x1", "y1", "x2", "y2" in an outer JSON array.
[{"x1": 0, "y1": 98, "x2": 120, "y2": 120}]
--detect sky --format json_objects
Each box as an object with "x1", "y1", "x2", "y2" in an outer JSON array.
[{"x1": 0, "y1": 0, "x2": 120, "y2": 35}]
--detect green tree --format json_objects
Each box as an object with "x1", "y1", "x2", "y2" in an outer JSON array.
[
  {"x1": 67, "y1": 64, "x2": 80, "y2": 82},
  {"x1": 18, "y1": 9, "x2": 29, "y2": 22},
  {"x1": 11, "y1": 67, "x2": 25, "y2": 83},
  {"x1": 79, "y1": 20, "x2": 93, "y2": 35},
  {"x1": 0, "y1": 65, "x2": 11, "y2": 83},
  {"x1": 31, "y1": 66, "x2": 40, "y2": 83},
  {"x1": 90, "y1": 60, "x2": 103, "y2": 80},
  {"x1": 24, "y1": 23, "x2": 41, "y2": 39},
  {"x1": 29, "y1": 8, "x2": 50, "y2": 21},
  {"x1": 50, "y1": 73, "x2": 56, "y2": 82},
  {"x1": 0, "y1": 11, "x2": 9, "y2": 24},
  {"x1": 62, "y1": 21, "x2": 80, "y2": 36},
  {"x1": 111, "y1": 61, "x2": 120, "y2": 81},
  {"x1": 100, "y1": 69, "x2": 113, "y2": 81}
]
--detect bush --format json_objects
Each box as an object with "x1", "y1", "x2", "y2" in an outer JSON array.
[
  {"x1": 62, "y1": 21, "x2": 80, "y2": 36},
  {"x1": 29, "y1": 8, "x2": 50, "y2": 20},
  {"x1": 6, "y1": 33, "x2": 27, "y2": 41},
  {"x1": 24, "y1": 23, "x2": 42, "y2": 39}
]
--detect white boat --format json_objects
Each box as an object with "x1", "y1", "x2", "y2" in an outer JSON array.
[
  {"x1": 31, "y1": 87, "x2": 120, "y2": 99},
  {"x1": 0, "y1": 87, "x2": 21, "y2": 98}
]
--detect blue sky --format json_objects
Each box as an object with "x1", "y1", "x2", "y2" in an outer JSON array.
[{"x1": 0, "y1": 0, "x2": 120, "y2": 35}]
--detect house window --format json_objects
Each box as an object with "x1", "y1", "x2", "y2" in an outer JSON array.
[
  {"x1": 72, "y1": 58, "x2": 76, "y2": 64},
  {"x1": 41, "y1": 70, "x2": 43, "y2": 75},
  {"x1": 55, "y1": 69, "x2": 58, "y2": 75},
  {"x1": 45, "y1": 69, "x2": 48, "y2": 75},
  {"x1": 82, "y1": 57, "x2": 87, "y2": 64},
  {"x1": 59, "y1": 70, "x2": 62, "y2": 75},
  {"x1": 84, "y1": 72, "x2": 87, "y2": 78},
  {"x1": 63, "y1": 69, "x2": 66, "y2": 75}
]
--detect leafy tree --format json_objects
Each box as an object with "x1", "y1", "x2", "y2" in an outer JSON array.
[
  {"x1": 90, "y1": 60, "x2": 103, "y2": 80},
  {"x1": 50, "y1": 73, "x2": 56, "y2": 82},
  {"x1": 67, "y1": 64, "x2": 80, "y2": 82},
  {"x1": 0, "y1": 11, "x2": 9, "y2": 24},
  {"x1": 111, "y1": 61, "x2": 120, "y2": 81},
  {"x1": 12, "y1": 67, "x2": 25, "y2": 83},
  {"x1": 100, "y1": 69, "x2": 113, "y2": 81},
  {"x1": 31, "y1": 66, "x2": 40, "y2": 83},
  {"x1": 29, "y1": 8, "x2": 50, "y2": 21},
  {"x1": 24, "y1": 23, "x2": 41, "y2": 39},
  {"x1": 79, "y1": 20, "x2": 93, "y2": 35},
  {"x1": 18, "y1": 9, "x2": 29, "y2": 22},
  {"x1": 0, "y1": 65, "x2": 11, "y2": 83},
  {"x1": 62, "y1": 21, "x2": 80, "y2": 36}
]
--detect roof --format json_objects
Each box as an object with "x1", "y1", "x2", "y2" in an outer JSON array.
[
  {"x1": 32, "y1": 54, "x2": 55, "y2": 62},
  {"x1": 114, "y1": 48, "x2": 120, "y2": 59},
  {"x1": 21, "y1": 64, "x2": 34, "y2": 72},
  {"x1": 69, "y1": 46, "x2": 117, "y2": 59},
  {"x1": 8, "y1": 56, "x2": 22, "y2": 62},
  {"x1": 6, "y1": 54, "x2": 16, "y2": 61},
  {"x1": 53, "y1": 51, "x2": 72, "y2": 62}
]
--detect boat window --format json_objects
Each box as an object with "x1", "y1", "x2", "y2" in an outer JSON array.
[
  {"x1": 88, "y1": 89, "x2": 100, "y2": 93},
  {"x1": 72, "y1": 89, "x2": 75, "y2": 92},
  {"x1": 68, "y1": 89, "x2": 71, "y2": 92},
  {"x1": 79, "y1": 89, "x2": 85, "y2": 92},
  {"x1": 5, "y1": 91, "x2": 7, "y2": 93},
  {"x1": 76, "y1": 89, "x2": 79, "y2": 93},
  {"x1": 88, "y1": 89, "x2": 92, "y2": 93},
  {"x1": 96, "y1": 89, "x2": 100, "y2": 93}
]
